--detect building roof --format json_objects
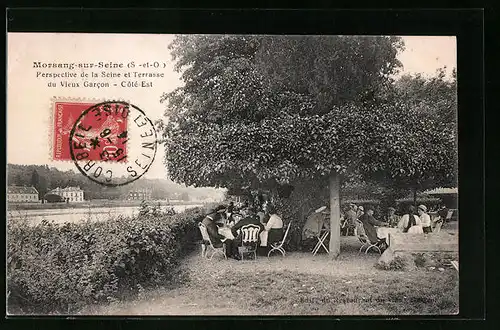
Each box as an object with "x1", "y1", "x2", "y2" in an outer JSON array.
[
  {"x1": 395, "y1": 197, "x2": 441, "y2": 203},
  {"x1": 49, "y1": 186, "x2": 83, "y2": 193},
  {"x1": 342, "y1": 199, "x2": 381, "y2": 204},
  {"x1": 8, "y1": 186, "x2": 39, "y2": 194},
  {"x1": 424, "y1": 187, "x2": 458, "y2": 195},
  {"x1": 128, "y1": 189, "x2": 152, "y2": 193}
]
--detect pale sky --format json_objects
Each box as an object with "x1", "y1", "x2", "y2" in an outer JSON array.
[{"x1": 7, "y1": 34, "x2": 456, "y2": 179}]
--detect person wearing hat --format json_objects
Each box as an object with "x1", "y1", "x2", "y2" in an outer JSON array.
[
  {"x1": 358, "y1": 206, "x2": 389, "y2": 245},
  {"x1": 417, "y1": 204, "x2": 432, "y2": 233},
  {"x1": 202, "y1": 208, "x2": 242, "y2": 260},
  {"x1": 356, "y1": 205, "x2": 365, "y2": 220},
  {"x1": 231, "y1": 207, "x2": 264, "y2": 237},
  {"x1": 201, "y1": 208, "x2": 227, "y2": 248},
  {"x1": 230, "y1": 207, "x2": 265, "y2": 256},
  {"x1": 344, "y1": 204, "x2": 358, "y2": 236}
]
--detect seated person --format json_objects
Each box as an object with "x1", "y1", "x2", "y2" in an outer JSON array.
[
  {"x1": 202, "y1": 209, "x2": 240, "y2": 260},
  {"x1": 231, "y1": 208, "x2": 264, "y2": 232},
  {"x1": 385, "y1": 207, "x2": 400, "y2": 228},
  {"x1": 256, "y1": 210, "x2": 268, "y2": 224},
  {"x1": 201, "y1": 210, "x2": 227, "y2": 248},
  {"x1": 437, "y1": 205, "x2": 448, "y2": 221},
  {"x1": 431, "y1": 213, "x2": 444, "y2": 230},
  {"x1": 224, "y1": 202, "x2": 236, "y2": 225},
  {"x1": 417, "y1": 204, "x2": 432, "y2": 233},
  {"x1": 359, "y1": 206, "x2": 389, "y2": 246},
  {"x1": 343, "y1": 203, "x2": 358, "y2": 235},
  {"x1": 231, "y1": 208, "x2": 265, "y2": 245},
  {"x1": 261, "y1": 204, "x2": 284, "y2": 247},
  {"x1": 227, "y1": 201, "x2": 235, "y2": 214},
  {"x1": 397, "y1": 205, "x2": 423, "y2": 234},
  {"x1": 302, "y1": 205, "x2": 329, "y2": 240},
  {"x1": 356, "y1": 205, "x2": 365, "y2": 220}
]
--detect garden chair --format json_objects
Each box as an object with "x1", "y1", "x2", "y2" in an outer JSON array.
[
  {"x1": 341, "y1": 219, "x2": 355, "y2": 236},
  {"x1": 433, "y1": 218, "x2": 444, "y2": 233},
  {"x1": 198, "y1": 222, "x2": 227, "y2": 260},
  {"x1": 239, "y1": 224, "x2": 261, "y2": 260},
  {"x1": 444, "y1": 209, "x2": 454, "y2": 226},
  {"x1": 312, "y1": 229, "x2": 330, "y2": 255},
  {"x1": 354, "y1": 222, "x2": 382, "y2": 254},
  {"x1": 267, "y1": 221, "x2": 292, "y2": 258},
  {"x1": 340, "y1": 218, "x2": 347, "y2": 236}
]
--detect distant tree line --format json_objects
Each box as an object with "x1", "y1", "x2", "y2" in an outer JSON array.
[{"x1": 7, "y1": 164, "x2": 214, "y2": 201}]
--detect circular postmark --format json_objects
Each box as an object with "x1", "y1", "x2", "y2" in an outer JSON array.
[{"x1": 69, "y1": 101, "x2": 157, "y2": 187}]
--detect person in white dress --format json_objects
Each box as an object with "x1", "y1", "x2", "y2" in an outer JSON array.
[
  {"x1": 417, "y1": 204, "x2": 432, "y2": 233},
  {"x1": 259, "y1": 204, "x2": 284, "y2": 247},
  {"x1": 397, "y1": 205, "x2": 423, "y2": 234}
]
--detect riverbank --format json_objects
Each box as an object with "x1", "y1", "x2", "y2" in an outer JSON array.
[
  {"x1": 8, "y1": 199, "x2": 215, "y2": 211},
  {"x1": 7, "y1": 206, "x2": 209, "y2": 314}
]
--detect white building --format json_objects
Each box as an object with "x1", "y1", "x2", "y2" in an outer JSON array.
[
  {"x1": 49, "y1": 186, "x2": 85, "y2": 203},
  {"x1": 8, "y1": 186, "x2": 39, "y2": 203},
  {"x1": 127, "y1": 188, "x2": 152, "y2": 201}
]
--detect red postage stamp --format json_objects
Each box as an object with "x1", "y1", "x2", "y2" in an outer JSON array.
[{"x1": 52, "y1": 100, "x2": 128, "y2": 162}]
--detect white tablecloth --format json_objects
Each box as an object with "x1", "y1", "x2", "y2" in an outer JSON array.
[
  {"x1": 376, "y1": 227, "x2": 400, "y2": 245},
  {"x1": 218, "y1": 226, "x2": 268, "y2": 246},
  {"x1": 218, "y1": 226, "x2": 235, "y2": 240},
  {"x1": 259, "y1": 231, "x2": 268, "y2": 247}
]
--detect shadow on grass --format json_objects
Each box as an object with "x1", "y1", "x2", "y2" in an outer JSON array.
[{"x1": 204, "y1": 269, "x2": 459, "y2": 315}]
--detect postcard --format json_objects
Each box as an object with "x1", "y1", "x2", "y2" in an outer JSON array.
[{"x1": 7, "y1": 32, "x2": 459, "y2": 316}]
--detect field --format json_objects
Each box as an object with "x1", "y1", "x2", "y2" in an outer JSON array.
[{"x1": 81, "y1": 236, "x2": 459, "y2": 316}]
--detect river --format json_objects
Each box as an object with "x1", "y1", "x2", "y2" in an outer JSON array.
[{"x1": 7, "y1": 204, "x2": 203, "y2": 226}]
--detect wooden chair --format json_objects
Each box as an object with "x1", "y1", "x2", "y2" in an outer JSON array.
[
  {"x1": 239, "y1": 224, "x2": 261, "y2": 260},
  {"x1": 198, "y1": 223, "x2": 227, "y2": 260},
  {"x1": 354, "y1": 221, "x2": 382, "y2": 254},
  {"x1": 268, "y1": 221, "x2": 292, "y2": 258}
]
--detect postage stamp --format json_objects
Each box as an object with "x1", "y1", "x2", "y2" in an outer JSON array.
[
  {"x1": 52, "y1": 100, "x2": 99, "y2": 161},
  {"x1": 68, "y1": 101, "x2": 129, "y2": 163},
  {"x1": 68, "y1": 100, "x2": 157, "y2": 187}
]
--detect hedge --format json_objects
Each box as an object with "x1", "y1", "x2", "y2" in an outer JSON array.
[{"x1": 7, "y1": 205, "x2": 211, "y2": 314}]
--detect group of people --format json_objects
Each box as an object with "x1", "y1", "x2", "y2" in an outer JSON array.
[
  {"x1": 201, "y1": 198, "x2": 445, "y2": 258},
  {"x1": 200, "y1": 201, "x2": 284, "y2": 260},
  {"x1": 341, "y1": 203, "x2": 443, "y2": 249}
]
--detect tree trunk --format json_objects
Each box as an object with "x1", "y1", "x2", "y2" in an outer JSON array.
[
  {"x1": 413, "y1": 188, "x2": 418, "y2": 206},
  {"x1": 329, "y1": 172, "x2": 341, "y2": 258}
]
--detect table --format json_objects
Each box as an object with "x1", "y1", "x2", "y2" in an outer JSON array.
[
  {"x1": 218, "y1": 226, "x2": 235, "y2": 240},
  {"x1": 376, "y1": 227, "x2": 400, "y2": 246},
  {"x1": 259, "y1": 230, "x2": 268, "y2": 247}
]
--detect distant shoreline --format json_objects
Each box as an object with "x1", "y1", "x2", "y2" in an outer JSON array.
[{"x1": 7, "y1": 200, "x2": 214, "y2": 211}]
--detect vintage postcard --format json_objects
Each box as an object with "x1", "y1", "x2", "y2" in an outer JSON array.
[{"x1": 7, "y1": 32, "x2": 459, "y2": 316}]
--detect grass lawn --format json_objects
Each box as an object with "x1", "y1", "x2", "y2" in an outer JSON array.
[{"x1": 80, "y1": 236, "x2": 459, "y2": 316}]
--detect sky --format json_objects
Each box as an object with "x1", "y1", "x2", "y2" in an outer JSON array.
[{"x1": 7, "y1": 34, "x2": 456, "y2": 180}]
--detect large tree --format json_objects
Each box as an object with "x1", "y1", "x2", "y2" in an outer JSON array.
[{"x1": 159, "y1": 35, "x2": 457, "y2": 257}]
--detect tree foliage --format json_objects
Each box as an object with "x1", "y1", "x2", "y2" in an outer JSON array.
[
  {"x1": 159, "y1": 35, "x2": 457, "y2": 200},
  {"x1": 255, "y1": 36, "x2": 404, "y2": 110},
  {"x1": 392, "y1": 68, "x2": 457, "y2": 128}
]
